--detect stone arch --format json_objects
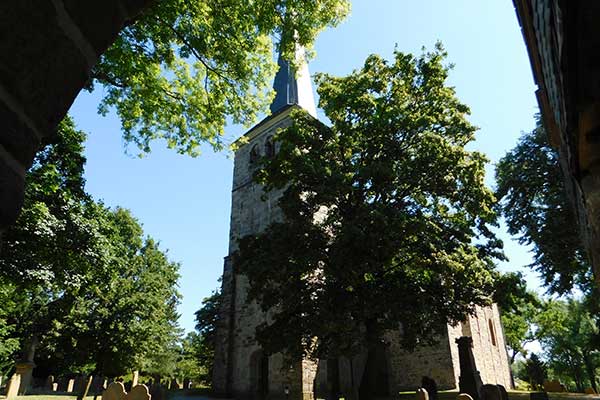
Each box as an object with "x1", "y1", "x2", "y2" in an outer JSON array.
[
  {"x1": 249, "y1": 349, "x2": 269, "y2": 399},
  {"x1": 0, "y1": 0, "x2": 153, "y2": 238}
]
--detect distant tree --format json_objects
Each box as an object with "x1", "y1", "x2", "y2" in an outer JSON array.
[
  {"x1": 536, "y1": 298, "x2": 600, "y2": 392},
  {"x1": 493, "y1": 272, "x2": 540, "y2": 363},
  {"x1": 495, "y1": 120, "x2": 592, "y2": 294},
  {"x1": 92, "y1": 0, "x2": 350, "y2": 156},
  {"x1": 235, "y1": 45, "x2": 503, "y2": 361},
  {"x1": 194, "y1": 290, "x2": 222, "y2": 385},
  {"x1": 174, "y1": 332, "x2": 205, "y2": 384}
]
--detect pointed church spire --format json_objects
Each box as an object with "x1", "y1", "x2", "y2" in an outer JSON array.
[{"x1": 270, "y1": 46, "x2": 317, "y2": 118}]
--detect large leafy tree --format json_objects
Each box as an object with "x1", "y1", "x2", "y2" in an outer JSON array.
[
  {"x1": 0, "y1": 117, "x2": 182, "y2": 377},
  {"x1": 91, "y1": 0, "x2": 350, "y2": 155},
  {"x1": 495, "y1": 120, "x2": 592, "y2": 294},
  {"x1": 536, "y1": 298, "x2": 600, "y2": 392},
  {"x1": 194, "y1": 290, "x2": 222, "y2": 385},
  {"x1": 235, "y1": 45, "x2": 503, "y2": 360}
]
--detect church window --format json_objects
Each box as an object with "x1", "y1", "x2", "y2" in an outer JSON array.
[
  {"x1": 249, "y1": 144, "x2": 260, "y2": 166},
  {"x1": 265, "y1": 136, "x2": 275, "y2": 158},
  {"x1": 488, "y1": 319, "x2": 497, "y2": 346}
]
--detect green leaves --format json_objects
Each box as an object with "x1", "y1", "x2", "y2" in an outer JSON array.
[
  {"x1": 91, "y1": 0, "x2": 349, "y2": 156},
  {"x1": 495, "y1": 119, "x2": 592, "y2": 294},
  {"x1": 0, "y1": 116, "x2": 181, "y2": 377},
  {"x1": 236, "y1": 45, "x2": 502, "y2": 360}
]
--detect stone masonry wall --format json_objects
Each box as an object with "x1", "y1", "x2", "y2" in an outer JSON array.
[
  {"x1": 214, "y1": 109, "x2": 305, "y2": 399},
  {"x1": 466, "y1": 305, "x2": 513, "y2": 388}
]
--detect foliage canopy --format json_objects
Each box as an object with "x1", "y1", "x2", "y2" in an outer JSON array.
[
  {"x1": 236, "y1": 45, "x2": 503, "y2": 360},
  {"x1": 91, "y1": 0, "x2": 350, "y2": 156}
]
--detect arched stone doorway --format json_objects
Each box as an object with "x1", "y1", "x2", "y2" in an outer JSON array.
[{"x1": 250, "y1": 350, "x2": 269, "y2": 399}]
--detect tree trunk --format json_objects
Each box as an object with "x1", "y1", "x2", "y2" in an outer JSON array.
[{"x1": 583, "y1": 353, "x2": 598, "y2": 392}]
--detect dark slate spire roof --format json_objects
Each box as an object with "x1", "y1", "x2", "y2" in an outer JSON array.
[{"x1": 269, "y1": 48, "x2": 317, "y2": 117}]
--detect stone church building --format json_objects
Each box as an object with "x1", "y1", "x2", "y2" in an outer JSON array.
[{"x1": 212, "y1": 51, "x2": 512, "y2": 400}]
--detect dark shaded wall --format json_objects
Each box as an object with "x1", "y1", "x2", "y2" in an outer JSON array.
[
  {"x1": 0, "y1": 0, "x2": 153, "y2": 239},
  {"x1": 513, "y1": 0, "x2": 600, "y2": 283}
]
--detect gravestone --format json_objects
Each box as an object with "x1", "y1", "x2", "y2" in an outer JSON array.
[
  {"x1": 5, "y1": 373, "x2": 21, "y2": 399},
  {"x1": 129, "y1": 385, "x2": 151, "y2": 400},
  {"x1": 67, "y1": 378, "x2": 75, "y2": 392},
  {"x1": 103, "y1": 382, "x2": 127, "y2": 400},
  {"x1": 421, "y1": 376, "x2": 438, "y2": 400},
  {"x1": 530, "y1": 392, "x2": 549, "y2": 400},
  {"x1": 497, "y1": 385, "x2": 508, "y2": 400},
  {"x1": 480, "y1": 384, "x2": 501, "y2": 400},
  {"x1": 416, "y1": 388, "x2": 429, "y2": 400},
  {"x1": 52, "y1": 383, "x2": 58, "y2": 391},
  {"x1": 132, "y1": 371, "x2": 139, "y2": 387},
  {"x1": 15, "y1": 361, "x2": 35, "y2": 395},
  {"x1": 456, "y1": 337, "x2": 483, "y2": 400},
  {"x1": 46, "y1": 375, "x2": 55, "y2": 391},
  {"x1": 458, "y1": 394, "x2": 474, "y2": 400},
  {"x1": 102, "y1": 382, "x2": 151, "y2": 400}
]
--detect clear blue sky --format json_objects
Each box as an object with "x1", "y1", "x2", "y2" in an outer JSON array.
[{"x1": 69, "y1": 1, "x2": 541, "y2": 334}]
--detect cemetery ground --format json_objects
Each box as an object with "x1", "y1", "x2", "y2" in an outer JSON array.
[{"x1": 1, "y1": 390, "x2": 600, "y2": 400}]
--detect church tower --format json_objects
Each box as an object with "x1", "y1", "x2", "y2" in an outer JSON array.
[
  {"x1": 212, "y1": 49, "x2": 513, "y2": 400},
  {"x1": 212, "y1": 49, "x2": 320, "y2": 400}
]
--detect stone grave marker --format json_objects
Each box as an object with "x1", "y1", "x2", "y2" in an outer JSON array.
[
  {"x1": 416, "y1": 388, "x2": 429, "y2": 400},
  {"x1": 103, "y1": 382, "x2": 128, "y2": 400},
  {"x1": 5, "y1": 373, "x2": 21, "y2": 399},
  {"x1": 46, "y1": 375, "x2": 55, "y2": 391},
  {"x1": 67, "y1": 378, "x2": 75, "y2": 393},
  {"x1": 128, "y1": 385, "x2": 151, "y2": 400},
  {"x1": 480, "y1": 384, "x2": 501, "y2": 400},
  {"x1": 530, "y1": 392, "x2": 549, "y2": 400},
  {"x1": 497, "y1": 385, "x2": 508, "y2": 400}
]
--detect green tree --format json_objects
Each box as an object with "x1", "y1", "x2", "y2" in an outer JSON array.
[
  {"x1": 194, "y1": 290, "x2": 222, "y2": 385},
  {"x1": 493, "y1": 272, "x2": 540, "y2": 363},
  {"x1": 174, "y1": 332, "x2": 205, "y2": 385},
  {"x1": 0, "y1": 117, "x2": 182, "y2": 378},
  {"x1": 91, "y1": 0, "x2": 350, "y2": 156},
  {"x1": 495, "y1": 120, "x2": 592, "y2": 294},
  {"x1": 536, "y1": 298, "x2": 600, "y2": 392},
  {"x1": 235, "y1": 45, "x2": 503, "y2": 361}
]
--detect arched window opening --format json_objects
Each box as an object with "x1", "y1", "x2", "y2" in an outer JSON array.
[
  {"x1": 265, "y1": 136, "x2": 275, "y2": 158},
  {"x1": 488, "y1": 319, "x2": 497, "y2": 346},
  {"x1": 249, "y1": 144, "x2": 260, "y2": 166}
]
